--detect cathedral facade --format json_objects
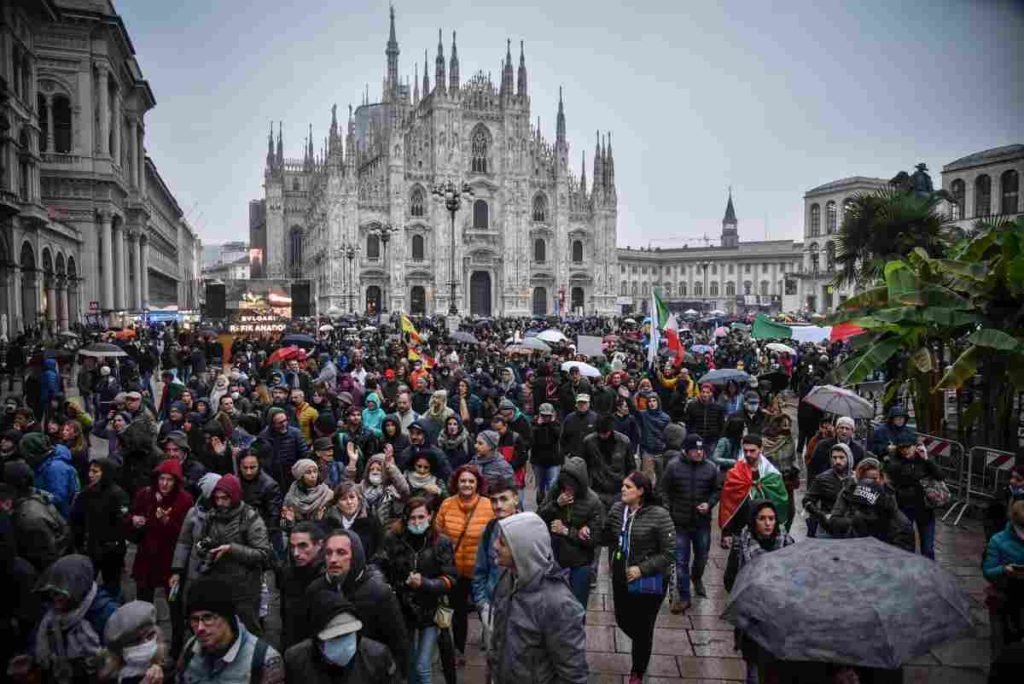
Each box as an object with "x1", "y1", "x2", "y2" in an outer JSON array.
[{"x1": 256, "y1": 9, "x2": 618, "y2": 317}]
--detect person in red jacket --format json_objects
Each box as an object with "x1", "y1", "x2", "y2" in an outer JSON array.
[{"x1": 128, "y1": 458, "x2": 194, "y2": 602}]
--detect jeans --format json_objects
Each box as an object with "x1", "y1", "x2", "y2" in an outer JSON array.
[
  {"x1": 674, "y1": 524, "x2": 711, "y2": 601},
  {"x1": 901, "y1": 506, "x2": 936, "y2": 559},
  {"x1": 408, "y1": 626, "x2": 439, "y2": 684},
  {"x1": 567, "y1": 564, "x2": 592, "y2": 610},
  {"x1": 533, "y1": 464, "x2": 560, "y2": 504}
]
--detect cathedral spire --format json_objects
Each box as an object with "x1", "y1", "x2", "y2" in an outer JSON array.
[
  {"x1": 413, "y1": 62, "x2": 419, "y2": 104},
  {"x1": 266, "y1": 120, "x2": 274, "y2": 167},
  {"x1": 517, "y1": 40, "x2": 527, "y2": 97},
  {"x1": 434, "y1": 29, "x2": 446, "y2": 96},
  {"x1": 385, "y1": 4, "x2": 400, "y2": 102},
  {"x1": 449, "y1": 31, "x2": 460, "y2": 93},
  {"x1": 606, "y1": 132, "x2": 615, "y2": 190},
  {"x1": 500, "y1": 38, "x2": 513, "y2": 97},
  {"x1": 721, "y1": 187, "x2": 738, "y2": 247},
  {"x1": 593, "y1": 130, "x2": 604, "y2": 197},
  {"x1": 422, "y1": 50, "x2": 430, "y2": 98},
  {"x1": 555, "y1": 86, "x2": 566, "y2": 147},
  {"x1": 276, "y1": 122, "x2": 283, "y2": 166},
  {"x1": 579, "y1": 150, "x2": 587, "y2": 196}
]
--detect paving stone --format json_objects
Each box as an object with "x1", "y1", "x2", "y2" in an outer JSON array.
[
  {"x1": 686, "y1": 613, "x2": 734, "y2": 631},
  {"x1": 587, "y1": 652, "x2": 681, "y2": 677},
  {"x1": 587, "y1": 610, "x2": 619, "y2": 626},
  {"x1": 930, "y1": 637, "x2": 990, "y2": 668},
  {"x1": 586, "y1": 624, "x2": 617, "y2": 652},
  {"x1": 687, "y1": 630, "x2": 741, "y2": 658},
  {"x1": 676, "y1": 656, "x2": 747, "y2": 680},
  {"x1": 904, "y1": 665, "x2": 988, "y2": 684}
]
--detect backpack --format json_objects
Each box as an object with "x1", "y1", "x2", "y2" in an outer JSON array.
[{"x1": 18, "y1": 490, "x2": 72, "y2": 554}]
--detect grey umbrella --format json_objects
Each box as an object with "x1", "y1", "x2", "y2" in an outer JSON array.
[
  {"x1": 722, "y1": 537, "x2": 972, "y2": 669},
  {"x1": 509, "y1": 337, "x2": 550, "y2": 352},
  {"x1": 449, "y1": 331, "x2": 479, "y2": 345},
  {"x1": 697, "y1": 368, "x2": 750, "y2": 386}
]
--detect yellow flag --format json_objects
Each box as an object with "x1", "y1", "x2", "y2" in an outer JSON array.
[{"x1": 400, "y1": 314, "x2": 421, "y2": 344}]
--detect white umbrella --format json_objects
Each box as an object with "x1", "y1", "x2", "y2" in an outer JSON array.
[
  {"x1": 319, "y1": 324, "x2": 335, "y2": 332},
  {"x1": 709, "y1": 309, "x2": 727, "y2": 316},
  {"x1": 803, "y1": 385, "x2": 874, "y2": 419},
  {"x1": 683, "y1": 309, "x2": 699, "y2": 316},
  {"x1": 538, "y1": 329, "x2": 568, "y2": 343},
  {"x1": 561, "y1": 360, "x2": 601, "y2": 378},
  {"x1": 766, "y1": 342, "x2": 796, "y2": 355}
]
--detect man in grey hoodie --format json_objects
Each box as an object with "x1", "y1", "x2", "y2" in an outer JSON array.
[{"x1": 489, "y1": 512, "x2": 588, "y2": 684}]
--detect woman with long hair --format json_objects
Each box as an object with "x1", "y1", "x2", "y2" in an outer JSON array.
[
  {"x1": 604, "y1": 471, "x2": 675, "y2": 684},
  {"x1": 60, "y1": 418, "x2": 91, "y2": 483},
  {"x1": 436, "y1": 415, "x2": 473, "y2": 470},
  {"x1": 326, "y1": 480, "x2": 384, "y2": 560}
]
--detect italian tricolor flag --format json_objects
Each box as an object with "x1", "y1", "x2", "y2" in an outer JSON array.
[{"x1": 647, "y1": 288, "x2": 685, "y2": 368}]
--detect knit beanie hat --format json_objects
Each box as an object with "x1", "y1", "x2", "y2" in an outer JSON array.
[
  {"x1": 212, "y1": 474, "x2": 242, "y2": 506},
  {"x1": 3, "y1": 460, "x2": 33, "y2": 491},
  {"x1": 197, "y1": 472, "x2": 222, "y2": 500},
  {"x1": 186, "y1": 577, "x2": 237, "y2": 624},
  {"x1": 292, "y1": 458, "x2": 319, "y2": 481},
  {"x1": 18, "y1": 433, "x2": 51, "y2": 466},
  {"x1": 478, "y1": 430, "x2": 500, "y2": 450}
]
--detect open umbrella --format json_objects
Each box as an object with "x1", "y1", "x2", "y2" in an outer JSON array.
[
  {"x1": 265, "y1": 346, "x2": 307, "y2": 366},
  {"x1": 449, "y1": 331, "x2": 479, "y2": 345},
  {"x1": 561, "y1": 361, "x2": 601, "y2": 378},
  {"x1": 803, "y1": 384, "x2": 874, "y2": 419},
  {"x1": 723, "y1": 537, "x2": 972, "y2": 669},
  {"x1": 697, "y1": 368, "x2": 750, "y2": 386},
  {"x1": 709, "y1": 309, "x2": 726, "y2": 316},
  {"x1": 510, "y1": 337, "x2": 550, "y2": 352},
  {"x1": 281, "y1": 333, "x2": 316, "y2": 347},
  {"x1": 683, "y1": 309, "x2": 699, "y2": 316},
  {"x1": 690, "y1": 344, "x2": 713, "y2": 355},
  {"x1": 78, "y1": 342, "x2": 128, "y2": 358},
  {"x1": 757, "y1": 371, "x2": 790, "y2": 393},
  {"x1": 318, "y1": 324, "x2": 334, "y2": 332},
  {"x1": 537, "y1": 329, "x2": 568, "y2": 343},
  {"x1": 713, "y1": 326, "x2": 729, "y2": 337},
  {"x1": 765, "y1": 342, "x2": 796, "y2": 355}
]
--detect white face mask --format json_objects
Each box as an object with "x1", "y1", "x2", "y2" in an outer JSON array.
[
  {"x1": 1014, "y1": 523, "x2": 1024, "y2": 541},
  {"x1": 122, "y1": 638, "x2": 158, "y2": 666},
  {"x1": 368, "y1": 472, "x2": 383, "y2": 486}
]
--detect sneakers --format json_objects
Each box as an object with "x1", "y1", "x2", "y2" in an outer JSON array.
[
  {"x1": 669, "y1": 598, "x2": 690, "y2": 614},
  {"x1": 628, "y1": 673, "x2": 643, "y2": 684},
  {"x1": 693, "y1": 578, "x2": 707, "y2": 598}
]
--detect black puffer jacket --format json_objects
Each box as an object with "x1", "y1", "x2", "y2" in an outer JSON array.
[
  {"x1": 684, "y1": 399, "x2": 726, "y2": 442},
  {"x1": 560, "y1": 409, "x2": 597, "y2": 460},
  {"x1": 581, "y1": 431, "x2": 635, "y2": 508},
  {"x1": 803, "y1": 469, "x2": 848, "y2": 515},
  {"x1": 884, "y1": 453, "x2": 942, "y2": 512},
  {"x1": 69, "y1": 460, "x2": 129, "y2": 557},
  {"x1": 279, "y1": 559, "x2": 323, "y2": 650},
  {"x1": 239, "y1": 468, "x2": 284, "y2": 537},
  {"x1": 537, "y1": 457, "x2": 606, "y2": 568},
  {"x1": 826, "y1": 480, "x2": 915, "y2": 552},
  {"x1": 284, "y1": 636, "x2": 397, "y2": 684},
  {"x1": 602, "y1": 500, "x2": 675, "y2": 581},
  {"x1": 658, "y1": 431, "x2": 721, "y2": 530},
  {"x1": 529, "y1": 419, "x2": 562, "y2": 468},
  {"x1": 374, "y1": 529, "x2": 456, "y2": 628}
]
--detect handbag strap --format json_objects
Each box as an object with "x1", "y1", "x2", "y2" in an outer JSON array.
[{"x1": 453, "y1": 498, "x2": 482, "y2": 553}]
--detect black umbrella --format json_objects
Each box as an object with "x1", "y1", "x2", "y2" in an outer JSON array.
[
  {"x1": 449, "y1": 331, "x2": 479, "y2": 345},
  {"x1": 78, "y1": 342, "x2": 128, "y2": 358},
  {"x1": 281, "y1": 333, "x2": 316, "y2": 348},
  {"x1": 758, "y1": 371, "x2": 790, "y2": 393}
]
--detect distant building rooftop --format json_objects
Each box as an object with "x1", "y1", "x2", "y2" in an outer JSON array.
[
  {"x1": 943, "y1": 144, "x2": 1024, "y2": 173},
  {"x1": 805, "y1": 176, "x2": 888, "y2": 196}
]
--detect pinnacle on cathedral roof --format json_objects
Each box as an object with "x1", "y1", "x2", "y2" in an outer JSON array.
[{"x1": 723, "y1": 189, "x2": 737, "y2": 224}]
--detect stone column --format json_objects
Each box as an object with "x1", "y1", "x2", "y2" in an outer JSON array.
[
  {"x1": 57, "y1": 278, "x2": 69, "y2": 332},
  {"x1": 45, "y1": 94, "x2": 54, "y2": 153},
  {"x1": 140, "y1": 236, "x2": 149, "y2": 308},
  {"x1": 137, "y1": 125, "x2": 146, "y2": 198},
  {"x1": 99, "y1": 212, "x2": 114, "y2": 310},
  {"x1": 45, "y1": 277, "x2": 57, "y2": 332},
  {"x1": 127, "y1": 119, "x2": 137, "y2": 187},
  {"x1": 96, "y1": 64, "x2": 109, "y2": 156},
  {"x1": 132, "y1": 232, "x2": 143, "y2": 310},
  {"x1": 111, "y1": 92, "x2": 121, "y2": 166},
  {"x1": 113, "y1": 223, "x2": 125, "y2": 310}
]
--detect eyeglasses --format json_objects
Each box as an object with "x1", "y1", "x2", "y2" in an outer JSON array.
[{"x1": 188, "y1": 612, "x2": 221, "y2": 627}]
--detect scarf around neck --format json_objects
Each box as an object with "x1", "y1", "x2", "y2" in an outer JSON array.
[
  {"x1": 36, "y1": 582, "x2": 102, "y2": 669},
  {"x1": 284, "y1": 479, "x2": 334, "y2": 517}
]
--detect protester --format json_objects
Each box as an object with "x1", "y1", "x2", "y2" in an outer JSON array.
[
  {"x1": 282, "y1": 458, "x2": 334, "y2": 529},
  {"x1": 70, "y1": 457, "x2": 129, "y2": 597},
  {"x1": 100, "y1": 600, "x2": 165, "y2": 684},
  {"x1": 326, "y1": 480, "x2": 384, "y2": 562},
  {"x1": 983, "y1": 499, "x2": 1024, "y2": 661},
  {"x1": 884, "y1": 432, "x2": 943, "y2": 559},
  {"x1": 472, "y1": 477, "x2": 520, "y2": 648},
  {"x1": 801, "y1": 442, "x2": 853, "y2": 538},
  {"x1": 20, "y1": 432, "x2": 79, "y2": 518},
  {"x1": 2, "y1": 459, "x2": 71, "y2": 570},
  {"x1": 279, "y1": 522, "x2": 325, "y2": 650},
  {"x1": 469, "y1": 429, "x2": 515, "y2": 492}
]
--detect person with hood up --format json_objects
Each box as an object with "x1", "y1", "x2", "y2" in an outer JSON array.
[
  {"x1": 170, "y1": 474, "x2": 271, "y2": 635},
  {"x1": 284, "y1": 590, "x2": 397, "y2": 684},
  {"x1": 581, "y1": 414, "x2": 636, "y2": 510},
  {"x1": 870, "y1": 405, "x2": 916, "y2": 457},
  {"x1": 488, "y1": 511, "x2": 588, "y2": 684},
  {"x1": 472, "y1": 478, "x2": 520, "y2": 649},
  {"x1": 761, "y1": 413, "x2": 799, "y2": 529},
  {"x1": 421, "y1": 389, "x2": 455, "y2": 445},
  {"x1": 99, "y1": 600, "x2": 165, "y2": 684},
  {"x1": 20, "y1": 431, "x2": 79, "y2": 518},
  {"x1": 40, "y1": 357, "x2": 63, "y2": 418},
  {"x1": 32, "y1": 554, "x2": 121, "y2": 684},
  {"x1": 1, "y1": 427, "x2": 23, "y2": 463},
  {"x1": 379, "y1": 414, "x2": 410, "y2": 457},
  {"x1": 237, "y1": 448, "x2": 285, "y2": 561},
  {"x1": 436, "y1": 415, "x2": 472, "y2": 471},
  {"x1": 723, "y1": 500, "x2": 795, "y2": 684},
  {"x1": 808, "y1": 415, "x2": 865, "y2": 480},
  {"x1": 469, "y1": 429, "x2": 515, "y2": 493},
  {"x1": 158, "y1": 401, "x2": 187, "y2": 442},
  {"x1": 709, "y1": 414, "x2": 745, "y2": 473},
  {"x1": 361, "y1": 392, "x2": 386, "y2": 438},
  {"x1": 637, "y1": 392, "x2": 670, "y2": 486},
  {"x1": 326, "y1": 480, "x2": 385, "y2": 561},
  {"x1": 602, "y1": 471, "x2": 675, "y2": 684},
  {"x1": 802, "y1": 442, "x2": 853, "y2": 538},
  {"x1": 159, "y1": 430, "x2": 206, "y2": 499},
  {"x1": 884, "y1": 431, "x2": 943, "y2": 559},
  {"x1": 404, "y1": 451, "x2": 448, "y2": 502},
  {"x1": 490, "y1": 413, "x2": 529, "y2": 502},
  {"x1": 374, "y1": 496, "x2": 457, "y2": 684},
  {"x1": 208, "y1": 375, "x2": 230, "y2": 411},
  {"x1": 495, "y1": 367, "x2": 520, "y2": 405},
  {"x1": 3, "y1": 459, "x2": 72, "y2": 571},
  {"x1": 537, "y1": 456, "x2": 606, "y2": 609},
  {"x1": 282, "y1": 458, "x2": 335, "y2": 529},
  {"x1": 289, "y1": 389, "x2": 319, "y2": 445},
  {"x1": 71, "y1": 457, "x2": 129, "y2": 597},
  {"x1": 727, "y1": 389, "x2": 768, "y2": 437},
  {"x1": 659, "y1": 431, "x2": 721, "y2": 614},
  {"x1": 305, "y1": 528, "x2": 410, "y2": 671},
  {"x1": 448, "y1": 378, "x2": 484, "y2": 434}
]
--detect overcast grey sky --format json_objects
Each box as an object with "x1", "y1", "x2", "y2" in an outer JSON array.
[{"x1": 117, "y1": 0, "x2": 1024, "y2": 247}]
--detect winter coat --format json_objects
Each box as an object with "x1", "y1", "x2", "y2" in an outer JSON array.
[
  {"x1": 374, "y1": 529, "x2": 456, "y2": 628},
  {"x1": 292, "y1": 401, "x2": 319, "y2": 444},
  {"x1": 469, "y1": 452, "x2": 515, "y2": 493},
  {"x1": 659, "y1": 451, "x2": 722, "y2": 530},
  {"x1": 825, "y1": 480, "x2": 915, "y2": 552},
  {"x1": 70, "y1": 462, "x2": 129, "y2": 558},
  {"x1": 284, "y1": 636, "x2": 396, "y2": 684},
  {"x1": 398, "y1": 442, "x2": 452, "y2": 483},
  {"x1": 684, "y1": 399, "x2": 726, "y2": 442},
  {"x1": 31, "y1": 445, "x2": 80, "y2": 518},
  {"x1": 177, "y1": 618, "x2": 282, "y2": 684},
  {"x1": 323, "y1": 505, "x2": 384, "y2": 562},
  {"x1": 13, "y1": 488, "x2": 72, "y2": 571},
  {"x1": 613, "y1": 412, "x2": 641, "y2": 455},
  {"x1": 884, "y1": 452, "x2": 943, "y2": 513},
  {"x1": 257, "y1": 425, "x2": 310, "y2": 486},
  {"x1": 40, "y1": 358, "x2": 62, "y2": 409},
  {"x1": 240, "y1": 469, "x2": 284, "y2": 536},
  {"x1": 129, "y1": 460, "x2": 195, "y2": 590},
  {"x1": 529, "y1": 420, "x2": 562, "y2": 468},
  {"x1": 435, "y1": 493, "x2": 495, "y2": 578},
  {"x1": 448, "y1": 393, "x2": 484, "y2": 433},
  {"x1": 710, "y1": 437, "x2": 740, "y2": 472},
  {"x1": 174, "y1": 501, "x2": 271, "y2": 600},
  {"x1": 803, "y1": 469, "x2": 847, "y2": 515},
  {"x1": 278, "y1": 559, "x2": 323, "y2": 650},
  {"x1": 559, "y1": 409, "x2": 597, "y2": 460},
  {"x1": 537, "y1": 457, "x2": 606, "y2": 568},
  {"x1": 118, "y1": 420, "x2": 163, "y2": 496},
  {"x1": 472, "y1": 519, "x2": 502, "y2": 608},
  {"x1": 809, "y1": 437, "x2": 865, "y2": 480},
  {"x1": 489, "y1": 514, "x2": 588, "y2": 684},
  {"x1": 602, "y1": 500, "x2": 675, "y2": 583},
  {"x1": 581, "y1": 431, "x2": 635, "y2": 508},
  {"x1": 638, "y1": 407, "x2": 670, "y2": 455},
  {"x1": 983, "y1": 523, "x2": 1024, "y2": 584},
  {"x1": 437, "y1": 424, "x2": 473, "y2": 470},
  {"x1": 869, "y1": 420, "x2": 916, "y2": 457}
]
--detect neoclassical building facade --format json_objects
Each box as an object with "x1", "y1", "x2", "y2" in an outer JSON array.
[
  {"x1": 0, "y1": 0, "x2": 200, "y2": 337},
  {"x1": 941, "y1": 144, "x2": 1022, "y2": 231},
  {"x1": 257, "y1": 9, "x2": 618, "y2": 317}
]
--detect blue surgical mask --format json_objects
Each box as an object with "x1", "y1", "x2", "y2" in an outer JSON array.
[
  {"x1": 320, "y1": 633, "x2": 358, "y2": 667},
  {"x1": 407, "y1": 520, "x2": 429, "y2": 535},
  {"x1": 745, "y1": 401, "x2": 759, "y2": 412}
]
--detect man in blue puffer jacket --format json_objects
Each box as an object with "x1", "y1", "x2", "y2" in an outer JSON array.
[
  {"x1": 40, "y1": 358, "x2": 63, "y2": 417},
  {"x1": 20, "y1": 432, "x2": 79, "y2": 518}
]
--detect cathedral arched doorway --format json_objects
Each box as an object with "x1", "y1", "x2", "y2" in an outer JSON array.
[
  {"x1": 365, "y1": 285, "x2": 381, "y2": 315},
  {"x1": 532, "y1": 287, "x2": 547, "y2": 316},
  {"x1": 570, "y1": 286, "x2": 584, "y2": 314},
  {"x1": 20, "y1": 242, "x2": 37, "y2": 331},
  {"x1": 470, "y1": 271, "x2": 491, "y2": 317},
  {"x1": 410, "y1": 286, "x2": 426, "y2": 315}
]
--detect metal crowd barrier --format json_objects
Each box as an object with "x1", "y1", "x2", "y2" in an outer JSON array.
[{"x1": 947, "y1": 446, "x2": 1017, "y2": 526}]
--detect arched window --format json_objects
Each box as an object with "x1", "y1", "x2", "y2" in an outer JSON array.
[
  {"x1": 760, "y1": 280, "x2": 769, "y2": 295},
  {"x1": 620, "y1": 280, "x2": 627, "y2": 296},
  {"x1": 664, "y1": 283, "x2": 672, "y2": 297},
  {"x1": 694, "y1": 281, "x2": 703, "y2": 297},
  {"x1": 809, "y1": 203, "x2": 821, "y2": 236},
  {"x1": 411, "y1": 234, "x2": 425, "y2": 261},
  {"x1": 37, "y1": 94, "x2": 48, "y2": 151},
  {"x1": 532, "y1": 194, "x2": 547, "y2": 222},
  {"x1": 975, "y1": 175, "x2": 991, "y2": 218},
  {"x1": 950, "y1": 180, "x2": 965, "y2": 220},
  {"x1": 826, "y1": 201, "x2": 837, "y2": 234},
  {"x1": 743, "y1": 281, "x2": 752, "y2": 295},
  {"x1": 571, "y1": 240, "x2": 583, "y2": 263},
  {"x1": 679, "y1": 282, "x2": 686, "y2": 296},
  {"x1": 410, "y1": 187, "x2": 425, "y2": 217},
  {"x1": 473, "y1": 199, "x2": 489, "y2": 229},
  {"x1": 366, "y1": 233, "x2": 380, "y2": 259},
  {"x1": 631, "y1": 282, "x2": 637, "y2": 295},
  {"x1": 471, "y1": 125, "x2": 490, "y2": 174},
  {"x1": 53, "y1": 96, "x2": 72, "y2": 153},
  {"x1": 1001, "y1": 170, "x2": 1019, "y2": 215},
  {"x1": 292, "y1": 178, "x2": 300, "y2": 192},
  {"x1": 288, "y1": 226, "x2": 303, "y2": 275},
  {"x1": 534, "y1": 238, "x2": 546, "y2": 263},
  {"x1": 726, "y1": 281, "x2": 736, "y2": 296},
  {"x1": 711, "y1": 263, "x2": 718, "y2": 275},
  {"x1": 826, "y1": 242, "x2": 836, "y2": 270},
  {"x1": 709, "y1": 281, "x2": 719, "y2": 297}
]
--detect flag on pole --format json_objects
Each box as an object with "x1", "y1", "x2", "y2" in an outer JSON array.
[
  {"x1": 647, "y1": 288, "x2": 670, "y2": 368},
  {"x1": 400, "y1": 314, "x2": 421, "y2": 344},
  {"x1": 663, "y1": 312, "x2": 686, "y2": 366}
]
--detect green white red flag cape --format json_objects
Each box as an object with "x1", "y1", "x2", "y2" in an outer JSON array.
[
  {"x1": 718, "y1": 456, "x2": 790, "y2": 531},
  {"x1": 646, "y1": 288, "x2": 685, "y2": 368}
]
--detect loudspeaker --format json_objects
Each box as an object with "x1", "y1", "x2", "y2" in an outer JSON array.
[
  {"x1": 292, "y1": 281, "x2": 311, "y2": 317},
  {"x1": 205, "y1": 283, "x2": 226, "y2": 319}
]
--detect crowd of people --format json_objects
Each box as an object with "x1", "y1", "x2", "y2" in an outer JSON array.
[{"x1": 0, "y1": 312, "x2": 1018, "y2": 684}]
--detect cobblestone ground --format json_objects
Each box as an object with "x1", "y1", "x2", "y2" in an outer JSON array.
[{"x1": 64, "y1": 382, "x2": 991, "y2": 683}]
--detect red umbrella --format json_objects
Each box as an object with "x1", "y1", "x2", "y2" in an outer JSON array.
[{"x1": 265, "y1": 346, "x2": 306, "y2": 366}]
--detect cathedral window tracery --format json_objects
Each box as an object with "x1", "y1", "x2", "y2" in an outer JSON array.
[
  {"x1": 471, "y1": 125, "x2": 491, "y2": 174},
  {"x1": 410, "y1": 187, "x2": 425, "y2": 217},
  {"x1": 532, "y1": 193, "x2": 547, "y2": 222}
]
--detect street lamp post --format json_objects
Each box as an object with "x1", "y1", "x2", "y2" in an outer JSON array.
[
  {"x1": 432, "y1": 180, "x2": 473, "y2": 316},
  {"x1": 700, "y1": 261, "x2": 710, "y2": 311},
  {"x1": 370, "y1": 224, "x2": 398, "y2": 314},
  {"x1": 344, "y1": 244, "x2": 356, "y2": 313}
]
